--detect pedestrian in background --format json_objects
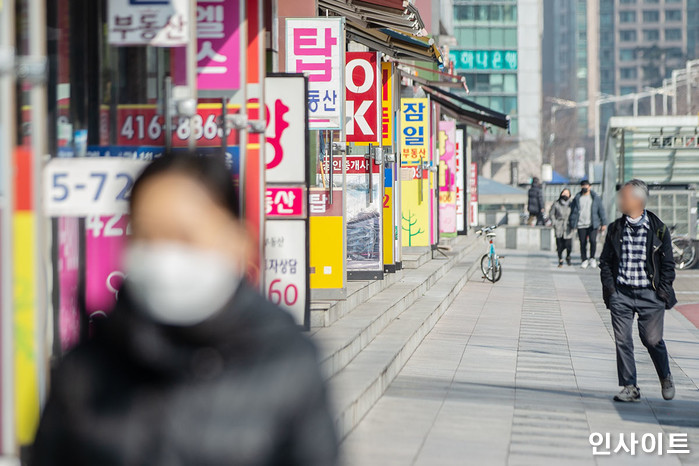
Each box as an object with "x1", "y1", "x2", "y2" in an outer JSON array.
[
  {"x1": 527, "y1": 177, "x2": 545, "y2": 226},
  {"x1": 599, "y1": 179, "x2": 677, "y2": 403},
  {"x1": 549, "y1": 188, "x2": 574, "y2": 267},
  {"x1": 32, "y1": 153, "x2": 338, "y2": 466},
  {"x1": 569, "y1": 179, "x2": 607, "y2": 268}
]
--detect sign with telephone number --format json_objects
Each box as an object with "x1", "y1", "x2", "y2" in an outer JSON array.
[
  {"x1": 265, "y1": 220, "x2": 308, "y2": 327},
  {"x1": 43, "y1": 158, "x2": 148, "y2": 217}
]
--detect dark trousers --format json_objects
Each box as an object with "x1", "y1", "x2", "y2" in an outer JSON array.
[
  {"x1": 577, "y1": 226, "x2": 598, "y2": 261},
  {"x1": 556, "y1": 237, "x2": 572, "y2": 261},
  {"x1": 609, "y1": 286, "x2": 671, "y2": 387},
  {"x1": 528, "y1": 211, "x2": 545, "y2": 226}
]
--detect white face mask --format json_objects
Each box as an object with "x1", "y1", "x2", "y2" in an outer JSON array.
[{"x1": 124, "y1": 242, "x2": 241, "y2": 326}]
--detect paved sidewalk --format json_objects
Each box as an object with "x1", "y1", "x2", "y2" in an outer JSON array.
[{"x1": 342, "y1": 250, "x2": 699, "y2": 466}]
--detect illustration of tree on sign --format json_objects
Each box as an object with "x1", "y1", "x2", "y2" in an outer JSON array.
[{"x1": 402, "y1": 211, "x2": 424, "y2": 246}]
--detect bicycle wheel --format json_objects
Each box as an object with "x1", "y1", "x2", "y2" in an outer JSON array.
[
  {"x1": 480, "y1": 253, "x2": 496, "y2": 282},
  {"x1": 672, "y1": 237, "x2": 698, "y2": 269},
  {"x1": 492, "y1": 257, "x2": 503, "y2": 283}
]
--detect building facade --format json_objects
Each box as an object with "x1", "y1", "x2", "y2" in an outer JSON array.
[{"x1": 451, "y1": 0, "x2": 543, "y2": 183}]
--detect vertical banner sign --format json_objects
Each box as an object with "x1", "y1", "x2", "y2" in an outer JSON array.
[
  {"x1": 345, "y1": 52, "x2": 380, "y2": 143},
  {"x1": 57, "y1": 217, "x2": 80, "y2": 351},
  {"x1": 438, "y1": 121, "x2": 457, "y2": 236},
  {"x1": 455, "y1": 128, "x2": 466, "y2": 233},
  {"x1": 381, "y1": 62, "x2": 394, "y2": 146},
  {"x1": 470, "y1": 162, "x2": 479, "y2": 226},
  {"x1": 173, "y1": 0, "x2": 241, "y2": 91},
  {"x1": 286, "y1": 18, "x2": 344, "y2": 130},
  {"x1": 13, "y1": 147, "x2": 38, "y2": 445},
  {"x1": 264, "y1": 75, "x2": 310, "y2": 328},
  {"x1": 195, "y1": 0, "x2": 241, "y2": 90},
  {"x1": 400, "y1": 98, "x2": 430, "y2": 247},
  {"x1": 108, "y1": 0, "x2": 189, "y2": 46},
  {"x1": 85, "y1": 215, "x2": 129, "y2": 317}
]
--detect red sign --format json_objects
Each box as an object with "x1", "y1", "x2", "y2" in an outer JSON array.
[
  {"x1": 469, "y1": 162, "x2": 479, "y2": 226},
  {"x1": 319, "y1": 155, "x2": 380, "y2": 175},
  {"x1": 345, "y1": 52, "x2": 380, "y2": 143},
  {"x1": 116, "y1": 104, "x2": 240, "y2": 147},
  {"x1": 266, "y1": 187, "x2": 306, "y2": 217}
]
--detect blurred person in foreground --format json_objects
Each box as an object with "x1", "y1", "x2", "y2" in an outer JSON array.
[
  {"x1": 549, "y1": 188, "x2": 574, "y2": 267},
  {"x1": 599, "y1": 179, "x2": 677, "y2": 403},
  {"x1": 527, "y1": 177, "x2": 545, "y2": 226},
  {"x1": 569, "y1": 179, "x2": 607, "y2": 269},
  {"x1": 32, "y1": 153, "x2": 338, "y2": 465}
]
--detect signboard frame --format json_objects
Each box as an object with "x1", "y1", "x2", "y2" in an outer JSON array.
[
  {"x1": 263, "y1": 74, "x2": 311, "y2": 329},
  {"x1": 285, "y1": 17, "x2": 345, "y2": 131}
]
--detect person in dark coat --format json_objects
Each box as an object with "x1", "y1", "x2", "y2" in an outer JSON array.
[
  {"x1": 569, "y1": 180, "x2": 607, "y2": 268},
  {"x1": 549, "y1": 188, "x2": 574, "y2": 267},
  {"x1": 527, "y1": 177, "x2": 545, "y2": 226},
  {"x1": 32, "y1": 153, "x2": 338, "y2": 466},
  {"x1": 599, "y1": 179, "x2": 677, "y2": 403}
]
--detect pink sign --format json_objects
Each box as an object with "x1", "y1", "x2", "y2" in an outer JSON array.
[
  {"x1": 438, "y1": 121, "x2": 457, "y2": 234},
  {"x1": 175, "y1": 0, "x2": 240, "y2": 91},
  {"x1": 265, "y1": 187, "x2": 306, "y2": 218},
  {"x1": 85, "y1": 214, "x2": 129, "y2": 317},
  {"x1": 58, "y1": 217, "x2": 80, "y2": 351}
]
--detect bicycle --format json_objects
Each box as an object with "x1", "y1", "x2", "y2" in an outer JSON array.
[
  {"x1": 477, "y1": 225, "x2": 503, "y2": 283},
  {"x1": 670, "y1": 225, "x2": 698, "y2": 270}
]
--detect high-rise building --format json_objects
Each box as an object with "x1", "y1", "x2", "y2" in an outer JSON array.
[
  {"x1": 545, "y1": 0, "x2": 699, "y2": 140},
  {"x1": 450, "y1": 0, "x2": 543, "y2": 183}
]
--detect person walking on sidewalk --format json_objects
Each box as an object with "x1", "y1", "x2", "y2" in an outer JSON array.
[
  {"x1": 549, "y1": 188, "x2": 574, "y2": 267},
  {"x1": 599, "y1": 179, "x2": 677, "y2": 403},
  {"x1": 527, "y1": 177, "x2": 546, "y2": 226},
  {"x1": 569, "y1": 180, "x2": 607, "y2": 269}
]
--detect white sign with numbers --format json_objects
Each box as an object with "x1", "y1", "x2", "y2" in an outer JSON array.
[
  {"x1": 264, "y1": 219, "x2": 307, "y2": 327},
  {"x1": 44, "y1": 158, "x2": 148, "y2": 217}
]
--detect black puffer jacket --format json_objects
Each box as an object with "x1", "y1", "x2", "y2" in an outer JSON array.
[
  {"x1": 32, "y1": 284, "x2": 338, "y2": 466},
  {"x1": 527, "y1": 184, "x2": 545, "y2": 214}
]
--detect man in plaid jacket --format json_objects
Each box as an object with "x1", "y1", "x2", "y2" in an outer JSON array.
[{"x1": 599, "y1": 179, "x2": 678, "y2": 403}]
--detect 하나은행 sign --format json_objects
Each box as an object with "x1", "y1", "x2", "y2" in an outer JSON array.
[
  {"x1": 345, "y1": 52, "x2": 380, "y2": 143},
  {"x1": 286, "y1": 17, "x2": 345, "y2": 130}
]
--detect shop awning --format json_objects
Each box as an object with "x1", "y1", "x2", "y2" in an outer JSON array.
[
  {"x1": 345, "y1": 26, "x2": 441, "y2": 63},
  {"x1": 422, "y1": 86, "x2": 510, "y2": 131},
  {"x1": 423, "y1": 84, "x2": 509, "y2": 121},
  {"x1": 319, "y1": 0, "x2": 441, "y2": 64},
  {"x1": 318, "y1": 0, "x2": 424, "y2": 34}
]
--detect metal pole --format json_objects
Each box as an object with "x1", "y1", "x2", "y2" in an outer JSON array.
[
  {"x1": 28, "y1": 0, "x2": 49, "y2": 412},
  {"x1": 187, "y1": 0, "x2": 198, "y2": 151},
  {"x1": 0, "y1": 0, "x2": 16, "y2": 456},
  {"x1": 672, "y1": 71, "x2": 678, "y2": 115},
  {"x1": 650, "y1": 91, "x2": 656, "y2": 116},
  {"x1": 595, "y1": 99, "x2": 602, "y2": 163},
  {"x1": 686, "y1": 60, "x2": 692, "y2": 114},
  {"x1": 633, "y1": 95, "x2": 639, "y2": 116},
  {"x1": 663, "y1": 79, "x2": 669, "y2": 115},
  {"x1": 238, "y1": 0, "x2": 247, "y2": 216}
]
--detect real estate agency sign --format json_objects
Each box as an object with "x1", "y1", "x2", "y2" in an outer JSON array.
[
  {"x1": 345, "y1": 52, "x2": 381, "y2": 143},
  {"x1": 263, "y1": 75, "x2": 310, "y2": 328}
]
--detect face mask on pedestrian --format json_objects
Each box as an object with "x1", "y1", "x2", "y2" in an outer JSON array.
[
  {"x1": 125, "y1": 242, "x2": 241, "y2": 326},
  {"x1": 560, "y1": 195, "x2": 570, "y2": 202},
  {"x1": 581, "y1": 186, "x2": 589, "y2": 194}
]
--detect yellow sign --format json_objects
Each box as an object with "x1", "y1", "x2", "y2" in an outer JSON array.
[
  {"x1": 381, "y1": 62, "x2": 394, "y2": 146},
  {"x1": 14, "y1": 211, "x2": 39, "y2": 445},
  {"x1": 309, "y1": 216, "x2": 344, "y2": 289},
  {"x1": 400, "y1": 98, "x2": 430, "y2": 166},
  {"x1": 401, "y1": 178, "x2": 430, "y2": 247}
]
